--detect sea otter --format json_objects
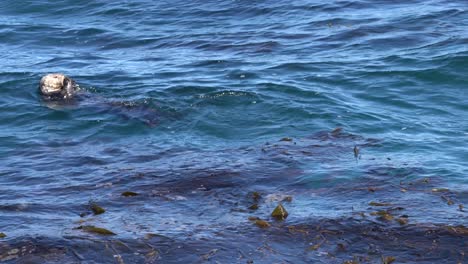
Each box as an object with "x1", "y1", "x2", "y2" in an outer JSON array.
[
  {"x1": 38, "y1": 73, "x2": 164, "y2": 126},
  {"x1": 39, "y1": 73, "x2": 77, "y2": 100}
]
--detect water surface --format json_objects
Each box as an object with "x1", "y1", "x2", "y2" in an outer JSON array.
[{"x1": 0, "y1": 0, "x2": 467, "y2": 263}]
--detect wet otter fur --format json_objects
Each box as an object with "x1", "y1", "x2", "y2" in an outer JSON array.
[
  {"x1": 39, "y1": 73, "x2": 77, "y2": 100},
  {"x1": 38, "y1": 73, "x2": 162, "y2": 126}
]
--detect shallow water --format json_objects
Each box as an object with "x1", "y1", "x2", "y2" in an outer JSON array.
[{"x1": 0, "y1": 0, "x2": 467, "y2": 263}]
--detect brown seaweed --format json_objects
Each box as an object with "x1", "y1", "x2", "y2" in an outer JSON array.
[
  {"x1": 248, "y1": 204, "x2": 259, "y2": 210},
  {"x1": 369, "y1": 202, "x2": 392, "y2": 207},
  {"x1": 90, "y1": 203, "x2": 106, "y2": 215},
  {"x1": 308, "y1": 237, "x2": 326, "y2": 251},
  {"x1": 255, "y1": 220, "x2": 270, "y2": 228},
  {"x1": 396, "y1": 217, "x2": 409, "y2": 225},
  {"x1": 370, "y1": 211, "x2": 394, "y2": 221},
  {"x1": 343, "y1": 257, "x2": 359, "y2": 264},
  {"x1": 271, "y1": 203, "x2": 289, "y2": 220},
  {"x1": 248, "y1": 216, "x2": 260, "y2": 221},
  {"x1": 121, "y1": 191, "x2": 139, "y2": 197},
  {"x1": 447, "y1": 225, "x2": 468, "y2": 236},
  {"x1": 251, "y1": 191, "x2": 261, "y2": 202},
  {"x1": 441, "y1": 195, "x2": 454, "y2": 205},
  {"x1": 76, "y1": 225, "x2": 116, "y2": 235},
  {"x1": 381, "y1": 256, "x2": 396, "y2": 264}
]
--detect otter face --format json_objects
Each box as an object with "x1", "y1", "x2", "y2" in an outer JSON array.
[{"x1": 39, "y1": 73, "x2": 76, "y2": 100}]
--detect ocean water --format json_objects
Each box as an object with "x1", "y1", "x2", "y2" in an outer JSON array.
[{"x1": 0, "y1": 0, "x2": 467, "y2": 263}]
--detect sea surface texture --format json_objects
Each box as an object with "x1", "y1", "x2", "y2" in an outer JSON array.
[{"x1": 0, "y1": 0, "x2": 467, "y2": 263}]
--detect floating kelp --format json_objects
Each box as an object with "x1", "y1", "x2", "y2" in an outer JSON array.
[
  {"x1": 201, "y1": 249, "x2": 218, "y2": 261},
  {"x1": 381, "y1": 256, "x2": 396, "y2": 264},
  {"x1": 308, "y1": 238, "x2": 326, "y2": 251},
  {"x1": 337, "y1": 243, "x2": 346, "y2": 251},
  {"x1": 0, "y1": 250, "x2": 20, "y2": 262},
  {"x1": 369, "y1": 202, "x2": 392, "y2": 207},
  {"x1": 90, "y1": 203, "x2": 105, "y2": 215},
  {"x1": 441, "y1": 195, "x2": 454, "y2": 205},
  {"x1": 114, "y1": 254, "x2": 124, "y2": 264},
  {"x1": 287, "y1": 225, "x2": 309, "y2": 234},
  {"x1": 145, "y1": 249, "x2": 159, "y2": 263},
  {"x1": 446, "y1": 225, "x2": 468, "y2": 236},
  {"x1": 255, "y1": 220, "x2": 270, "y2": 228},
  {"x1": 0, "y1": 233, "x2": 6, "y2": 238},
  {"x1": 2, "y1": 127, "x2": 465, "y2": 262},
  {"x1": 143, "y1": 233, "x2": 175, "y2": 243},
  {"x1": 248, "y1": 204, "x2": 259, "y2": 210},
  {"x1": 331, "y1": 127, "x2": 343, "y2": 135},
  {"x1": 271, "y1": 204, "x2": 288, "y2": 220},
  {"x1": 248, "y1": 216, "x2": 260, "y2": 221},
  {"x1": 76, "y1": 225, "x2": 116, "y2": 235},
  {"x1": 343, "y1": 257, "x2": 359, "y2": 264},
  {"x1": 370, "y1": 210, "x2": 393, "y2": 221},
  {"x1": 248, "y1": 216, "x2": 270, "y2": 228},
  {"x1": 396, "y1": 217, "x2": 409, "y2": 225},
  {"x1": 251, "y1": 191, "x2": 261, "y2": 202},
  {"x1": 122, "y1": 191, "x2": 139, "y2": 197}
]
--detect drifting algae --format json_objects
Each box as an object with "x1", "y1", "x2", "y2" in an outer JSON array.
[
  {"x1": 369, "y1": 202, "x2": 392, "y2": 207},
  {"x1": 271, "y1": 204, "x2": 289, "y2": 220},
  {"x1": 3, "y1": 127, "x2": 465, "y2": 262},
  {"x1": 381, "y1": 256, "x2": 396, "y2": 264},
  {"x1": 121, "y1": 191, "x2": 139, "y2": 197},
  {"x1": 248, "y1": 204, "x2": 259, "y2": 210},
  {"x1": 248, "y1": 216, "x2": 270, "y2": 228},
  {"x1": 76, "y1": 225, "x2": 116, "y2": 235},
  {"x1": 255, "y1": 220, "x2": 270, "y2": 228},
  {"x1": 370, "y1": 210, "x2": 394, "y2": 221},
  {"x1": 90, "y1": 203, "x2": 106, "y2": 215}
]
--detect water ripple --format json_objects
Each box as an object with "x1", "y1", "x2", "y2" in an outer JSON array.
[{"x1": 0, "y1": 0, "x2": 467, "y2": 262}]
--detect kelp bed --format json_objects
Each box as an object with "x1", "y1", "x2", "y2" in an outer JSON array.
[{"x1": 1, "y1": 129, "x2": 466, "y2": 263}]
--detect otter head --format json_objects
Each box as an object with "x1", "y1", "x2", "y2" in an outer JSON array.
[{"x1": 39, "y1": 73, "x2": 76, "y2": 100}]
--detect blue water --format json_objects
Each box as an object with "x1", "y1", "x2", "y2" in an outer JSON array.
[{"x1": 0, "y1": 1, "x2": 467, "y2": 263}]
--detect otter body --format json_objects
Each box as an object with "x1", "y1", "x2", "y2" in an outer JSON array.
[
  {"x1": 39, "y1": 73, "x2": 77, "y2": 100},
  {"x1": 38, "y1": 73, "x2": 161, "y2": 126}
]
